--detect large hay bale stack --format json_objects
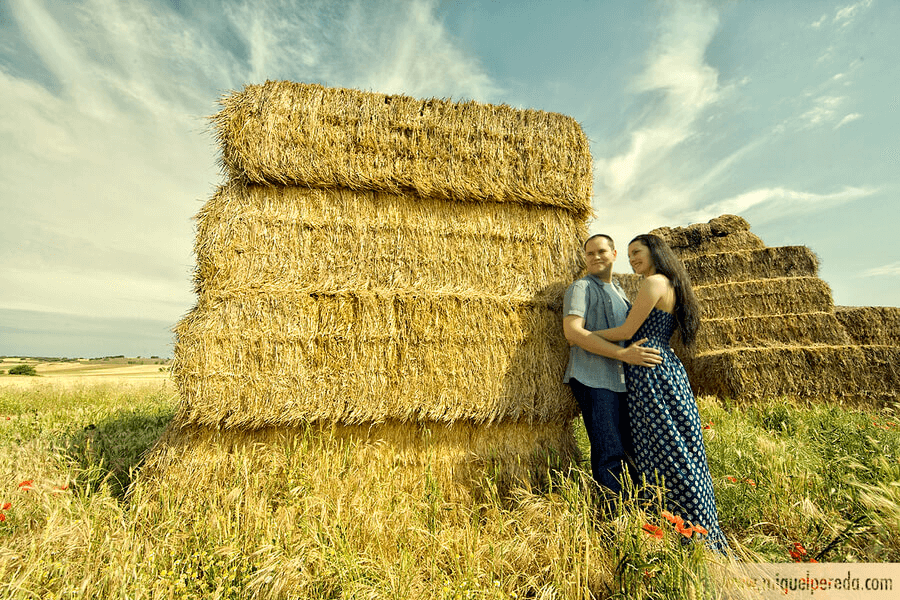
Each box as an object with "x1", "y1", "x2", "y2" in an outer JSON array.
[
  {"x1": 145, "y1": 81, "x2": 593, "y2": 497},
  {"x1": 632, "y1": 215, "x2": 900, "y2": 404}
]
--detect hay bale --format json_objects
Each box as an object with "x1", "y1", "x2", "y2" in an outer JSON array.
[
  {"x1": 213, "y1": 81, "x2": 593, "y2": 216},
  {"x1": 617, "y1": 276, "x2": 834, "y2": 320},
  {"x1": 173, "y1": 291, "x2": 575, "y2": 428},
  {"x1": 687, "y1": 345, "x2": 900, "y2": 404},
  {"x1": 651, "y1": 214, "x2": 753, "y2": 251},
  {"x1": 681, "y1": 246, "x2": 819, "y2": 286},
  {"x1": 835, "y1": 306, "x2": 900, "y2": 346},
  {"x1": 613, "y1": 273, "x2": 642, "y2": 300},
  {"x1": 694, "y1": 277, "x2": 835, "y2": 319},
  {"x1": 665, "y1": 230, "x2": 766, "y2": 259},
  {"x1": 194, "y1": 182, "x2": 584, "y2": 299},
  {"x1": 692, "y1": 312, "x2": 851, "y2": 353},
  {"x1": 163, "y1": 81, "x2": 593, "y2": 497}
]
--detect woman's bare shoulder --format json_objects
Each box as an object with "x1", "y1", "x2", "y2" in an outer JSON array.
[{"x1": 643, "y1": 273, "x2": 672, "y2": 290}]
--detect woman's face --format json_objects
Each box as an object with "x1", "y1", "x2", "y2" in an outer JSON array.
[{"x1": 628, "y1": 241, "x2": 654, "y2": 276}]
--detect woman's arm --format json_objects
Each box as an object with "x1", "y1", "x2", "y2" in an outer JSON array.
[
  {"x1": 592, "y1": 275, "x2": 669, "y2": 341},
  {"x1": 563, "y1": 315, "x2": 662, "y2": 366}
]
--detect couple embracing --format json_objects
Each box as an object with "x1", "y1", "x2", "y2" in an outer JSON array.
[{"x1": 563, "y1": 233, "x2": 727, "y2": 551}]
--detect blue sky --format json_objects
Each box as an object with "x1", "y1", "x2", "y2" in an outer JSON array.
[{"x1": 1, "y1": 0, "x2": 897, "y2": 358}]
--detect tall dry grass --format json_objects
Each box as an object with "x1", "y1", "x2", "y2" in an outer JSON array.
[{"x1": 1, "y1": 379, "x2": 898, "y2": 598}]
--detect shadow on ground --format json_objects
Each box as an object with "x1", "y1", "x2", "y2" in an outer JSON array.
[{"x1": 59, "y1": 407, "x2": 176, "y2": 499}]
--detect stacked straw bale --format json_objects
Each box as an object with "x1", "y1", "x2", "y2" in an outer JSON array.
[
  {"x1": 145, "y1": 81, "x2": 594, "y2": 497},
  {"x1": 835, "y1": 306, "x2": 900, "y2": 346},
  {"x1": 637, "y1": 215, "x2": 900, "y2": 403}
]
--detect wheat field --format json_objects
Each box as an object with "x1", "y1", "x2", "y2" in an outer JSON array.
[{"x1": 1, "y1": 362, "x2": 898, "y2": 599}]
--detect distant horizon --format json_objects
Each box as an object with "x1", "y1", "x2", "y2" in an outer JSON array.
[
  {"x1": 3, "y1": 249, "x2": 895, "y2": 360},
  {"x1": 2, "y1": 355, "x2": 172, "y2": 361}
]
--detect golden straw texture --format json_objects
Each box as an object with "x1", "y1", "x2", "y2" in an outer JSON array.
[
  {"x1": 649, "y1": 214, "x2": 899, "y2": 404},
  {"x1": 163, "y1": 81, "x2": 594, "y2": 494},
  {"x1": 835, "y1": 306, "x2": 900, "y2": 346},
  {"x1": 651, "y1": 214, "x2": 751, "y2": 248},
  {"x1": 173, "y1": 83, "x2": 593, "y2": 435},
  {"x1": 693, "y1": 312, "x2": 851, "y2": 352},
  {"x1": 681, "y1": 246, "x2": 819, "y2": 286},
  {"x1": 665, "y1": 230, "x2": 766, "y2": 259},
  {"x1": 694, "y1": 277, "x2": 835, "y2": 319},
  {"x1": 139, "y1": 417, "x2": 578, "y2": 502},
  {"x1": 213, "y1": 81, "x2": 593, "y2": 215},
  {"x1": 194, "y1": 182, "x2": 584, "y2": 300},
  {"x1": 173, "y1": 291, "x2": 576, "y2": 428},
  {"x1": 688, "y1": 345, "x2": 900, "y2": 403}
]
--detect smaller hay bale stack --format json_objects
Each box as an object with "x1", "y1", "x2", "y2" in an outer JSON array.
[
  {"x1": 643, "y1": 215, "x2": 900, "y2": 403},
  {"x1": 142, "y1": 81, "x2": 594, "y2": 500}
]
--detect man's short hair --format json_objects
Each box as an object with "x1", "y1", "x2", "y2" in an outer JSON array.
[{"x1": 584, "y1": 233, "x2": 615, "y2": 251}]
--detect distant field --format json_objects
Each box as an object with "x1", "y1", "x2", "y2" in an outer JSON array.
[{"x1": 0, "y1": 356, "x2": 173, "y2": 387}]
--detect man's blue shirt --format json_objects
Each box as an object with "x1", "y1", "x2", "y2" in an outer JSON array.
[{"x1": 562, "y1": 274, "x2": 630, "y2": 392}]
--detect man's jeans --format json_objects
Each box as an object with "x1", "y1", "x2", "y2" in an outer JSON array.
[{"x1": 568, "y1": 378, "x2": 632, "y2": 495}]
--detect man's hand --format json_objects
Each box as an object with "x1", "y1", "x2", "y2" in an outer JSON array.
[{"x1": 619, "y1": 338, "x2": 661, "y2": 367}]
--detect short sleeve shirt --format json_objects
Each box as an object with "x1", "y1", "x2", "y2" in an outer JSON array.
[{"x1": 562, "y1": 274, "x2": 629, "y2": 392}]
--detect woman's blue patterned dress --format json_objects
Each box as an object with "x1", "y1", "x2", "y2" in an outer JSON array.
[{"x1": 625, "y1": 308, "x2": 728, "y2": 550}]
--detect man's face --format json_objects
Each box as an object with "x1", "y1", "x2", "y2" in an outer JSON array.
[{"x1": 584, "y1": 236, "x2": 616, "y2": 278}]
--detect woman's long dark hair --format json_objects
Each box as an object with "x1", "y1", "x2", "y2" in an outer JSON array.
[{"x1": 630, "y1": 234, "x2": 702, "y2": 347}]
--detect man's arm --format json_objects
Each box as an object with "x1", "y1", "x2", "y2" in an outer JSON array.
[{"x1": 564, "y1": 314, "x2": 661, "y2": 367}]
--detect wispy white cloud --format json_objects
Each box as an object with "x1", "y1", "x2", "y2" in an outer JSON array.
[
  {"x1": 861, "y1": 262, "x2": 900, "y2": 278},
  {"x1": 216, "y1": 0, "x2": 499, "y2": 100},
  {"x1": 798, "y1": 95, "x2": 846, "y2": 128},
  {"x1": 344, "y1": 0, "x2": 499, "y2": 99},
  {"x1": 834, "y1": 0, "x2": 873, "y2": 27},
  {"x1": 0, "y1": 0, "x2": 498, "y2": 333},
  {"x1": 835, "y1": 112, "x2": 862, "y2": 128},
  {"x1": 812, "y1": 0, "x2": 872, "y2": 30},
  {"x1": 592, "y1": 1, "x2": 720, "y2": 219},
  {"x1": 685, "y1": 185, "x2": 879, "y2": 224}
]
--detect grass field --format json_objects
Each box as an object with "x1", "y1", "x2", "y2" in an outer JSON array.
[
  {"x1": 1, "y1": 362, "x2": 898, "y2": 598},
  {"x1": 0, "y1": 357, "x2": 172, "y2": 383}
]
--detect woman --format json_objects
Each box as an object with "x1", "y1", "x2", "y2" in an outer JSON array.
[{"x1": 593, "y1": 234, "x2": 727, "y2": 550}]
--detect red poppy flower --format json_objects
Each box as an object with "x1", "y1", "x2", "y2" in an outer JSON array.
[
  {"x1": 18, "y1": 480, "x2": 33, "y2": 490},
  {"x1": 0, "y1": 513, "x2": 5, "y2": 522},
  {"x1": 703, "y1": 421, "x2": 713, "y2": 430},
  {"x1": 642, "y1": 523, "x2": 664, "y2": 539},
  {"x1": 1, "y1": 503, "x2": 9, "y2": 510},
  {"x1": 661, "y1": 510, "x2": 683, "y2": 526},
  {"x1": 789, "y1": 542, "x2": 808, "y2": 561},
  {"x1": 745, "y1": 478, "x2": 757, "y2": 487},
  {"x1": 726, "y1": 476, "x2": 738, "y2": 483},
  {"x1": 674, "y1": 521, "x2": 695, "y2": 538}
]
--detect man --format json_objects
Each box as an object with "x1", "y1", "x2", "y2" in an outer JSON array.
[{"x1": 563, "y1": 233, "x2": 661, "y2": 496}]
